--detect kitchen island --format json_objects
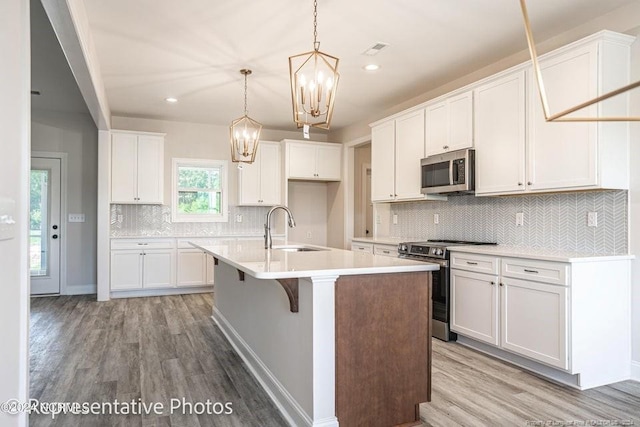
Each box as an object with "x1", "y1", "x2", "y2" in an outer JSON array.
[{"x1": 191, "y1": 240, "x2": 439, "y2": 427}]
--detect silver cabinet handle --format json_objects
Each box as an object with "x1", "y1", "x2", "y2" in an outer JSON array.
[
  {"x1": 499, "y1": 282, "x2": 504, "y2": 286},
  {"x1": 524, "y1": 269, "x2": 539, "y2": 274},
  {"x1": 382, "y1": 250, "x2": 390, "y2": 254},
  {"x1": 527, "y1": 182, "x2": 533, "y2": 186},
  {"x1": 466, "y1": 261, "x2": 478, "y2": 265},
  {"x1": 518, "y1": 182, "x2": 523, "y2": 186},
  {"x1": 490, "y1": 281, "x2": 495, "y2": 285},
  {"x1": 443, "y1": 145, "x2": 449, "y2": 150}
]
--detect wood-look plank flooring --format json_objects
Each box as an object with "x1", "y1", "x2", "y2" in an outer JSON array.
[
  {"x1": 29, "y1": 293, "x2": 288, "y2": 427},
  {"x1": 31, "y1": 294, "x2": 640, "y2": 426},
  {"x1": 420, "y1": 339, "x2": 640, "y2": 426}
]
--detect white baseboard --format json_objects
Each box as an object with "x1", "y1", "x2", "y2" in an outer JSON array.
[
  {"x1": 212, "y1": 307, "x2": 321, "y2": 427},
  {"x1": 64, "y1": 284, "x2": 97, "y2": 295},
  {"x1": 110, "y1": 286, "x2": 213, "y2": 299},
  {"x1": 632, "y1": 361, "x2": 640, "y2": 382}
]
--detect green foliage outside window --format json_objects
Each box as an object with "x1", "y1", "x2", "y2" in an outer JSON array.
[{"x1": 177, "y1": 166, "x2": 222, "y2": 215}]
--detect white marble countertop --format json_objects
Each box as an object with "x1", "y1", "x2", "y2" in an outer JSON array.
[
  {"x1": 191, "y1": 240, "x2": 439, "y2": 279},
  {"x1": 449, "y1": 244, "x2": 634, "y2": 263}
]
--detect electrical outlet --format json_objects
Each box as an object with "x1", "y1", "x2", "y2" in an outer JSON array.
[
  {"x1": 306, "y1": 231, "x2": 313, "y2": 239},
  {"x1": 376, "y1": 214, "x2": 381, "y2": 224},
  {"x1": 68, "y1": 213, "x2": 85, "y2": 223},
  {"x1": 516, "y1": 212, "x2": 524, "y2": 226},
  {"x1": 392, "y1": 214, "x2": 398, "y2": 225},
  {"x1": 434, "y1": 213, "x2": 439, "y2": 224},
  {"x1": 587, "y1": 211, "x2": 598, "y2": 227},
  {"x1": 235, "y1": 214, "x2": 243, "y2": 223},
  {"x1": 117, "y1": 214, "x2": 123, "y2": 222}
]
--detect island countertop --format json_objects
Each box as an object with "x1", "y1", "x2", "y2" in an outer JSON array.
[{"x1": 190, "y1": 239, "x2": 439, "y2": 279}]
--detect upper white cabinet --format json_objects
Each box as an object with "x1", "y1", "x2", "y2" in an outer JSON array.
[
  {"x1": 111, "y1": 131, "x2": 165, "y2": 204},
  {"x1": 425, "y1": 91, "x2": 473, "y2": 156},
  {"x1": 474, "y1": 70, "x2": 527, "y2": 195},
  {"x1": 238, "y1": 141, "x2": 282, "y2": 206},
  {"x1": 372, "y1": 110, "x2": 442, "y2": 202},
  {"x1": 285, "y1": 140, "x2": 342, "y2": 181},
  {"x1": 475, "y1": 31, "x2": 633, "y2": 196}
]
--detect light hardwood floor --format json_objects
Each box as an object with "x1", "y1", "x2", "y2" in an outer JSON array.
[{"x1": 30, "y1": 294, "x2": 640, "y2": 426}]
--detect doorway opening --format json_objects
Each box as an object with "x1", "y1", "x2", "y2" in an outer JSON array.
[{"x1": 353, "y1": 143, "x2": 372, "y2": 238}]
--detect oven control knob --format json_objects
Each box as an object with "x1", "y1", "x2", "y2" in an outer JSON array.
[
  {"x1": 399, "y1": 244, "x2": 408, "y2": 252},
  {"x1": 436, "y1": 248, "x2": 443, "y2": 256}
]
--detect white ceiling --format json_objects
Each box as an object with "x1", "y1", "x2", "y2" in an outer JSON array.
[{"x1": 81, "y1": 0, "x2": 636, "y2": 132}]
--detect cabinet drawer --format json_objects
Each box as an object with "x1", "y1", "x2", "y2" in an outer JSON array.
[
  {"x1": 450, "y1": 252, "x2": 499, "y2": 275},
  {"x1": 374, "y1": 244, "x2": 398, "y2": 257},
  {"x1": 111, "y1": 239, "x2": 174, "y2": 250},
  {"x1": 351, "y1": 242, "x2": 373, "y2": 254},
  {"x1": 501, "y1": 258, "x2": 568, "y2": 286}
]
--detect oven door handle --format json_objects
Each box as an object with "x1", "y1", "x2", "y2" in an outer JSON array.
[{"x1": 449, "y1": 160, "x2": 454, "y2": 185}]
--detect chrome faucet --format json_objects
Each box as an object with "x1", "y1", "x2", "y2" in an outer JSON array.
[{"x1": 265, "y1": 205, "x2": 296, "y2": 249}]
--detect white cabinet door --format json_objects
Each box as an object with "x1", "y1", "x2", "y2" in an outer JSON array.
[
  {"x1": 238, "y1": 152, "x2": 262, "y2": 205},
  {"x1": 259, "y1": 142, "x2": 282, "y2": 204},
  {"x1": 447, "y1": 91, "x2": 473, "y2": 152},
  {"x1": 371, "y1": 121, "x2": 396, "y2": 202},
  {"x1": 288, "y1": 144, "x2": 317, "y2": 179},
  {"x1": 425, "y1": 91, "x2": 473, "y2": 156},
  {"x1": 316, "y1": 144, "x2": 342, "y2": 180},
  {"x1": 501, "y1": 277, "x2": 569, "y2": 369},
  {"x1": 177, "y1": 249, "x2": 206, "y2": 287},
  {"x1": 451, "y1": 269, "x2": 499, "y2": 346},
  {"x1": 136, "y1": 135, "x2": 164, "y2": 203},
  {"x1": 205, "y1": 254, "x2": 215, "y2": 285},
  {"x1": 111, "y1": 133, "x2": 138, "y2": 203},
  {"x1": 425, "y1": 102, "x2": 448, "y2": 156},
  {"x1": 528, "y1": 45, "x2": 598, "y2": 191},
  {"x1": 110, "y1": 250, "x2": 142, "y2": 290},
  {"x1": 475, "y1": 71, "x2": 527, "y2": 195},
  {"x1": 142, "y1": 250, "x2": 174, "y2": 288},
  {"x1": 394, "y1": 110, "x2": 425, "y2": 200},
  {"x1": 351, "y1": 242, "x2": 373, "y2": 253},
  {"x1": 373, "y1": 244, "x2": 397, "y2": 257}
]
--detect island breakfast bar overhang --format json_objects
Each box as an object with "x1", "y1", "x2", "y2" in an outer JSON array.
[{"x1": 192, "y1": 241, "x2": 438, "y2": 427}]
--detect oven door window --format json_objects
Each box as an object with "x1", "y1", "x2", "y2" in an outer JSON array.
[
  {"x1": 422, "y1": 161, "x2": 450, "y2": 188},
  {"x1": 431, "y1": 269, "x2": 449, "y2": 323}
]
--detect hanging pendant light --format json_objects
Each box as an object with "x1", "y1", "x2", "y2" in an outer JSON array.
[
  {"x1": 230, "y1": 69, "x2": 262, "y2": 164},
  {"x1": 288, "y1": 0, "x2": 340, "y2": 130}
]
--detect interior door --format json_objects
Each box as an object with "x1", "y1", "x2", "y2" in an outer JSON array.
[{"x1": 30, "y1": 157, "x2": 61, "y2": 295}]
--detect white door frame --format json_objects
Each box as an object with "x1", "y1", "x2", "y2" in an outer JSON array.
[
  {"x1": 360, "y1": 163, "x2": 372, "y2": 237},
  {"x1": 342, "y1": 136, "x2": 372, "y2": 248},
  {"x1": 31, "y1": 152, "x2": 68, "y2": 295}
]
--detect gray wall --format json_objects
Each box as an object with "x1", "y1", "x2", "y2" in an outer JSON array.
[{"x1": 32, "y1": 109, "x2": 98, "y2": 293}]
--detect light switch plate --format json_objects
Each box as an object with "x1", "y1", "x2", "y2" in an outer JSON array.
[
  {"x1": 587, "y1": 211, "x2": 598, "y2": 227},
  {"x1": 0, "y1": 197, "x2": 17, "y2": 241},
  {"x1": 392, "y1": 214, "x2": 398, "y2": 225},
  {"x1": 235, "y1": 214, "x2": 243, "y2": 223},
  {"x1": 68, "y1": 213, "x2": 85, "y2": 223},
  {"x1": 516, "y1": 212, "x2": 524, "y2": 226},
  {"x1": 434, "y1": 213, "x2": 439, "y2": 224}
]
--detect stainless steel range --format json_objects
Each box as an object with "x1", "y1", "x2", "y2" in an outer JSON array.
[{"x1": 398, "y1": 239, "x2": 496, "y2": 341}]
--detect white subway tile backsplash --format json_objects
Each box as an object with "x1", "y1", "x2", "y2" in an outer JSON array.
[{"x1": 386, "y1": 190, "x2": 628, "y2": 255}]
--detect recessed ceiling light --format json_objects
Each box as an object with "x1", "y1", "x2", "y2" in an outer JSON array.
[
  {"x1": 363, "y1": 64, "x2": 380, "y2": 71},
  {"x1": 165, "y1": 97, "x2": 178, "y2": 103}
]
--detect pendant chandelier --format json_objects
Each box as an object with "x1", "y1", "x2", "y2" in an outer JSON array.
[
  {"x1": 230, "y1": 69, "x2": 263, "y2": 164},
  {"x1": 288, "y1": 0, "x2": 340, "y2": 130}
]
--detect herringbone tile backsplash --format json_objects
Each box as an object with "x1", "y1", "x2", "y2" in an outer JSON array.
[
  {"x1": 387, "y1": 190, "x2": 628, "y2": 254},
  {"x1": 110, "y1": 205, "x2": 271, "y2": 237}
]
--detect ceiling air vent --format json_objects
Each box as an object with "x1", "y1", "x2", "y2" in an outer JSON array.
[{"x1": 362, "y1": 42, "x2": 389, "y2": 56}]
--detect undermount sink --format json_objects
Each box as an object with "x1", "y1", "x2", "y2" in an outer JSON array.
[{"x1": 272, "y1": 245, "x2": 328, "y2": 252}]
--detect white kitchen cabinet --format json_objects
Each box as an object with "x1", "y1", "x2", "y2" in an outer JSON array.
[
  {"x1": 111, "y1": 131, "x2": 165, "y2": 204},
  {"x1": 500, "y1": 276, "x2": 568, "y2": 369},
  {"x1": 371, "y1": 110, "x2": 444, "y2": 202},
  {"x1": 371, "y1": 120, "x2": 396, "y2": 202},
  {"x1": 350, "y1": 242, "x2": 373, "y2": 254},
  {"x1": 451, "y1": 252, "x2": 569, "y2": 368},
  {"x1": 238, "y1": 141, "x2": 281, "y2": 205},
  {"x1": 110, "y1": 240, "x2": 175, "y2": 290},
  {"x1": 285, "y1": 140, "x2": 341, "y2": 181},
  {"x1": 474, "y1": 70, "x2": 527, "y2": 195},
  {"x1": 451, "y1": 269, "x2": 499, "y2": 345},
  {"x1": 425, "y1": 91, "x2": 473, "y2": 156},
  {"x1": 177, "y1": 248, "x2": 216, "y2": 287},
  {"x1": 373, "y1": 243, "x2": 397, "y2": 257}
]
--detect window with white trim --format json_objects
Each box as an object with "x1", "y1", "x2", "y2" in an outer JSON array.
[{"x1": 172, "y1": 158, "x2": 228, "y2": 222}]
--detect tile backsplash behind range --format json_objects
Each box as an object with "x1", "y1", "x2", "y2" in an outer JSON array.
[
  {"x1": 110, "y1": 204, "x2": 272, "y2": 237},
  {"x1": 385, "y1": 190, "x2": 628, "y2": 255}
]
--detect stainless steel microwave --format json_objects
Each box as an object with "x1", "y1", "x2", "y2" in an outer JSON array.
[{"x1": 421, "y1": 149, "x2": 475, "y2": 194}]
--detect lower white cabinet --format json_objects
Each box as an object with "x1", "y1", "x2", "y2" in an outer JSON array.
[
  {"x1": 351, "y1": 242, "x2": 373, "y2": 254},
  {"x1": 373, "y1": 243, "x2": 398, "y2": 257},
  {"x1": 110, "y1": 241, "x2": 175, "y2": 290},
  {"x1": 177, "y1": 249, "x2": 215, "y2": 287},
  {"x1": 451, "y1": 252, "x2": 569, "y2": 369}
]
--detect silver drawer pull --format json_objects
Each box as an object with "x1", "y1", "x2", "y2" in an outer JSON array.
[
  {"x1": 358, "y1": 247, "x2": 365, "y2": 250},
  {"x1": 382, "y1": 250, "x2": 390, "y2": 254},
  {"x1": 466, "y1": 261, "x2": 478, "y2": 265},
  {"x1": 137, "y1": 243, "x2": 148, "y2": 246},
  {"x1": 524, "y1": 269, "x2": 539, "y2": 274}
]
